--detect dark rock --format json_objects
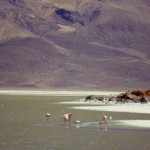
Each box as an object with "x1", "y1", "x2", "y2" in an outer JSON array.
[
  {"x1": 84, "y1": 95, "x2": 104, "y2": 101},
  {"x1": 85, "y1": 95, "x2": 96, "y2": 101},
  {"x1": 139, "y1": 96, "x2": 148, "y2": 104},
  {"x1": 116, "y1": 91, "x2": 149, "y2": 103},
  {"x1": 116, "y1": 92, "x2": 138, "y2": 103},
  {"x1": 54, "y1": 8, "x2": 84, "y2": 25}
]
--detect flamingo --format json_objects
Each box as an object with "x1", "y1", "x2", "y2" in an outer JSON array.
[
  {"x1": 99, "y1": 115, "x2": 108, "y2": 130},
  {"x1": 63, "y1": 113, "x2": 72, "y2": 127}
]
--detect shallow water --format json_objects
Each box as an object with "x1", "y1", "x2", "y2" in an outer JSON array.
[{"x1": 0, "y1": 95, "x2": 150, "y2": 150}]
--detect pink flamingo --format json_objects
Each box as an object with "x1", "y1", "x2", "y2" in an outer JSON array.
[{"x1": 63, "y1": 113, "x2": 72, "y2": 127}]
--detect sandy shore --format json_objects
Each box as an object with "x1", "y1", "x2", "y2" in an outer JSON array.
[{"x1": 0, "y1": 90, "x2": 121, "y2": 96}]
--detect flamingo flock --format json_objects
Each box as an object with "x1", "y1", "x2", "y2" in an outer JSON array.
[{"x1": 45, "y1": 112, "x2": 111, "y2": 129}]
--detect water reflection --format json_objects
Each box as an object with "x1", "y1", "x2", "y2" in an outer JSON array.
[{"x1": 36, "y1": 120, "x2": 150, "y2": 133}]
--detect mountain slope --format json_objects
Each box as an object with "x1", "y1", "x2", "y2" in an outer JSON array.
[{"x1": 0, "y1": 0, "x2": 150, "y2": 90}]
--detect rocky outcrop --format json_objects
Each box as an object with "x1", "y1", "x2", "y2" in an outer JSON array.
[
  {"x1": 116, "y1": 91, "x2": 148, "y2": 103},
  {"x1": 84, "y1": 95, "x2": 104, "y2": 102},
  {"x1": 84, "y1": 90, "x2": 150, "y2": 104}
]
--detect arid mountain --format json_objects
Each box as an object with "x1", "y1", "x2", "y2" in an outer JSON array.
[{"x1": 0, "y1": 0, "x2": 150, "y2": 90}]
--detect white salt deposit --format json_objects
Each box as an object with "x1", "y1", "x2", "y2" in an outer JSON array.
[
  {"x1": 117, "y1": 120, "x2": 150, "y2": 128},
  {"x1": 0, "y1": 90, "x2": 121, "y2": 96},
  {"x1": 71, "y1": 103, "x2": 150, "y2": 114}
]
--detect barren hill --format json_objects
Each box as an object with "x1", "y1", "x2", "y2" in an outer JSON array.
[{"x1": 0, "y1": 0, "x2": 150, "y2": 90}]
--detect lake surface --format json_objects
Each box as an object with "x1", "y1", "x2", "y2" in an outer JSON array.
[{"x1": 0, "y1": 95, "x2": 150, "y2": 150}]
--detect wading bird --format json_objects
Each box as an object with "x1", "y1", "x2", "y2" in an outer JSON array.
[
  {"x1": 63, "y1": 113, "x2": 72, "y2": 128},
  {"x1": 46, "y1": 113, "x2": 50, "y2": 121},
  {"x1": 99, "y1": 115, "x2": 108, "y2": 130}
]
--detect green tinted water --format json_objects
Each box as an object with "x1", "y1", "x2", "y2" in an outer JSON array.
[{"x1": 0, "y1": 95, "x2": 150, "y2": 150}]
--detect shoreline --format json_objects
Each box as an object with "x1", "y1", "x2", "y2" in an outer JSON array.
[
  {"x1": 59, "y1": 100, "x2": 150, "y2": 114},
  {"x1": 71, "y1": 104, "x2": 150, "y2": 114},
  {"x1": 0, "y1": 90, "x2": 121, "y2": 96}
]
